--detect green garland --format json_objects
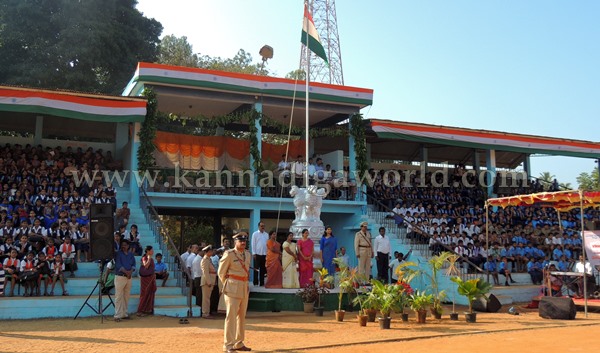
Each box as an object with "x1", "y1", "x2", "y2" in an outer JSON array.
[
  {"x1": 138, "y1": 88, "x2": 158, "y2": 173},
  {"x1": 349, "y1": 113, "x2": 368, "y2": 177},
  {"x1": 247, "y1": 110, "x2": 263, "y2": 173}
]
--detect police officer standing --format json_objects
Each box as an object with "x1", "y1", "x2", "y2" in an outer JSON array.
[
  {"x1": 218, "y1": 232, "x2": 252, "y2": 353},
  {"x1": 354, "y1": 221, "x2": 374, "y2": 281}
]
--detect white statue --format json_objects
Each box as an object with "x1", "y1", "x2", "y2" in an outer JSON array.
[{"x1": 290, "y1": 185, "x2": 328, "y2": 222}]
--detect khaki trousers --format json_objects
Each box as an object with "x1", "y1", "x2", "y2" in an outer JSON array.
[
  {"x1": 223, "y1": 293, "x2": 248, "y2": 351},
  {"x1": 114, "y1": 275, "x2": 132, "y2": 319},
  {"x1": 201, "y1": 284, "x2": 213, "y2": 317},
  {"x1": 357, "y1": 248, "x2": 372, "y2": 279}
]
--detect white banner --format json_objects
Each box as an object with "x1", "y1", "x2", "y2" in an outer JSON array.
[{"x1": 583, "y1": 231, "x2": 600, "y2": 267}]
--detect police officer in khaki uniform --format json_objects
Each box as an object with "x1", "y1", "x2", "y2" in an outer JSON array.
[
  {"x1": 218, "y1": 233, "x2": 252, "y2": 353},
  {"x1": 201, "y1": 245, "x2": 217, "y2": 319},
  {"x1": 354, "y1": 221, "x2": 374, "y2": 280}
]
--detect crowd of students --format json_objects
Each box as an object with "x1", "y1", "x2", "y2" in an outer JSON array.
[
  {"x1": 0, "y1": 143, "x2": 123, "y2": 296},
  {"x1": 367, "y1": 167, "x2": 599, "y2": 286}
]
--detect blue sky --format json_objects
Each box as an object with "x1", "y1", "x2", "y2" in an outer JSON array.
[{"x1": 136, "y1": 0, "x2": 600, "y2": 186}]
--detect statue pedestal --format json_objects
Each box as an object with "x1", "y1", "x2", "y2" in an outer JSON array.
[{"x1": 289, "y1": 185, "x2": 329, "y2": 271}]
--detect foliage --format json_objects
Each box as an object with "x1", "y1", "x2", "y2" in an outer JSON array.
[
  {"x1": 369, "y1": 279, "x2": 405, "y2": 317},
  {"x1": 352, "y1": 292, "x2": 369, "y2": 315},
  {"x1": 138, "y1": 88, "x2": 158, "y2": 173},
  {"x1": 450, "y1": 277, "x2": 493, "y2": 313},
  {"x1": 315, "y1": 268, "x2": 333, "y2": 307},
  {"x1": 198, "y1": 49, "x2": 270, "y2": 76},
  {"x1": 158, "y1": 215, "x2": 215, "y2": 254},
  {"x1": 334, "y1": 257, "x2": 364, "y2": 311},
  {"x1": 0, "y1": 0, "x2": 162, "y2": 94},
  {"x1": 427, "y1": 252, "x2": 455, "y2": 314},
  {"x1": 538, "y1": 172, "x2": 555, "y2": 190},
  {"x1": 349, "y1": 113, "x2": 368, "y2": 178},
  {"x1": 247, "y1": 110, "x2": 262, "y2": 173},
  {"x1": 577, "y1": 168, "x2": 600, "y2": 191},
  {"x1": 409, "y1": 290, "x2": 434, "y2": 312},
  {"x1": 157, "y1": 35, "x2": 198, "y2": 67},
  {"x1": 286, "y1": 69, "x2": 306, "y2": 80}
]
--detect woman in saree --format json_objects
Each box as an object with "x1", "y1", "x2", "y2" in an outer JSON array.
[
  {"x1": 136, "y1": 245, "x2": 157, "y2": 316},
  {"x1": 297, "y1": 229, "x2": 314, "y2": 288},
  {"x1": 319, "y1": 226, "x2": 337, "y2": 278},
  {"x1": 265, "y1": 231, "x2": 283, "y2": 288},
  {"x1": 282, "y1": 232, "x2": 299, "y2": 288}
]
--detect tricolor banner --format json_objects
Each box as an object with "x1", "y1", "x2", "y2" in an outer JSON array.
[{"x1": 301, "y1": 4, "x2": 328, "y2": 64}]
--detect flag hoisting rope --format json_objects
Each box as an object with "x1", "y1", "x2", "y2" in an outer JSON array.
[{"x1": 301, "y1": 1, "x2": 328, "y2": 187}]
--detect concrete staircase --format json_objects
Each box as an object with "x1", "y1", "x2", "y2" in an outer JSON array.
[
  {"x1": 0, "y1": 185, "x2": 199, "y2": 319},
  {"x1": 362, "y1": 207, "x2": 540, "y2": 307}
]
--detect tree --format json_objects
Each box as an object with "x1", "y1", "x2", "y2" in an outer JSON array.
[
  {"x1": 538, "y1": 172, "x2": 555, "y2": 190},
  {"x1": 577, "y1": 168, "x2": 600, "y2": 191},
  {"x1": 0, "y1": 0, "x2": 162, "y2": 94},
  {"x1": 197, "y1": 49, "x2": 270, "y2": 75},
  {"x1": 286, "y1": 69, "x2": 306, "y2": 80},
  {"x1": 157, "y1": 35, "x2": 198, "y2": 67}
]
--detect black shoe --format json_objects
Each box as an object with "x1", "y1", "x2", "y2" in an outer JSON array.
[
  {"x1": 510, "y1": 280, "x2": 517, "y2": 283},
  {"x1": 505, "y1": 282, "x2": 510, "y2": 286}
]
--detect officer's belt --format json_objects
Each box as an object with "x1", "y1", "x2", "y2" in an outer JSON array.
[{"x1": 227, "y1": 274, "x2": 248, "y2": 281}]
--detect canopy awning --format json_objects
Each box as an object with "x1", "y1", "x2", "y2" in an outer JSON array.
[
  {"x1": 486, "y1": 190, "x2": 600, "y2": 211},
  {"x1": 370, "y1": 119, "x2": 600, "y2": 160},
  {"x1": 0, "y1": 86, "x2": 147, "y2": 123}
]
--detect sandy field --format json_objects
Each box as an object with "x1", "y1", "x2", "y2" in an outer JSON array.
[{"x1": 0, "y1": 304, "x2": 597, "y2": 353}]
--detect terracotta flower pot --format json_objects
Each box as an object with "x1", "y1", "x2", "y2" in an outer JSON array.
[
  {"x1": 465, "y1": 312, "x2": 477, "y2": 323},
  {"x1": 303, "y1": 302, "x2": 314, "y2": 313},
  {"x1": 357, "y1": 314, "x2": 368, "y2": 327},
  {"x1": 378, "y1": 317, "x2": 391, "y2": 329},
  {"x1": 416, "y1": 309, "x2": 427, "y2": 324},
  {"x1": 335, "y1": 310, "x2": 345, "y2": 322}
]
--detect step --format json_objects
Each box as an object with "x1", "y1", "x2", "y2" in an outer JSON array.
[
  {"x1": 247, "y1": 297, "x2": 276, "y2": 312},
  {"x1": 490, "y1": 284, "x2": 540, "y2": 303},
  {"x1": 0, "y1": 294, "x2": 189, "y2": 319},
  {"x1": 154, "y1": 305, "x2": 200, "y2": 318}
]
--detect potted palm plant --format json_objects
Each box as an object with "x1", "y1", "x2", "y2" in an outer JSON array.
[
  {"x1": 427, "y1": 252, "x2": 454, "y2": 319},
  {"x1": 370, "y1": 279, "x2": 403, "y2": 329},
  {"x1": 444, "y1": 253, "x2": 462, "y2": 320},
  {"x1": 409, "y1": 290, "x2": 434, "y2": 324},
  {"x1": 333, "y1": 258, "x2": 362, "y2": 322},
  {"x1": 352, "y1": 292, "x2": 369, "y2": 327},
  {"x1": 450, "y1": 277, "x2": 493, "y2": 323},
  {"x1": 314, "y1": 268, "x2": 333, "y2": 316}
]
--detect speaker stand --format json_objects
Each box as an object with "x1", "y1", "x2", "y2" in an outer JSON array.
[{"x1": 74, "y1": 261, "x2": 114, "y2": 323}]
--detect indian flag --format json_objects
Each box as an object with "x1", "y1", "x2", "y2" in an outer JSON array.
[{"x1": 301, "y1": 4, "x2": 328, "y2": 64}]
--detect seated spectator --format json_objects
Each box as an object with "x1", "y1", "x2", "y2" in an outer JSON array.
[
  {"x1": 50, "y1": 253, "x2": 67, "y2": 296},
  {"x1": 498, "y1": 256, "x2": 516, "y2": 286},
  {"x1": 154, "y1": 253, "x2": 169, "y2": 287},
  {"x1": 35, "y1": 252, "x2": 52, "y2": 296},
  {"x1": 59, "y1": 237, "x2": 77, "y2": 277},
  {"x1": 3, "y1": 248, "x2": 20, "y2": 296},
  {"x1": 19, "y1": 251, "x2": 37, "y2": 297},
  {"x1": 116, "y1": 202, "x2": 130, "y2": 228}
]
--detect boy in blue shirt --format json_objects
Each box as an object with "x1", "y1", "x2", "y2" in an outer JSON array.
[{"x1": 483, "y1": 257, "x2": 500, "y2": 286}]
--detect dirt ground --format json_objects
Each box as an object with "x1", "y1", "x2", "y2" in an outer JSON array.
[{"x1": 0, "y1": 304, "x2": 598, "y2": 353}]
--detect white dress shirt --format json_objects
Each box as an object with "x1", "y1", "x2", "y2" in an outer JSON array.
[
  {"x1": 575, "y1": 261, "x2": 593, "y2": 275},
  {"x1": 191, "y1": 254, "x2": 202, "y2": 279},
  {"x1": 374, "y1": 234, "x2": 391, "y2": 254},
  {"x1": 186, "y1": 253, "x2": 197, "y2": 270},
  {"x1": 251, "y1": 230, "x2": 269, "y2": 256}
]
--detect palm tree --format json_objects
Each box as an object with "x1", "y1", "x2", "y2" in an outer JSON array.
[
  {"x1": 538, "y1": 172, "x2": 555, "y2": 190},
  {"x1": 559, "y1": 182, "x2": 572, "y2": 190}
]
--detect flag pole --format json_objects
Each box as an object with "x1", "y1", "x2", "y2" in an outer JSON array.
[{"x1": 304, "y1": 2, "x2": 310, "y2": 188}]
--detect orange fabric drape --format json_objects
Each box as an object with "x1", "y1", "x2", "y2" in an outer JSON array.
[{"x1": 154, "y1": 131, "x2": 309, "y2": 171}]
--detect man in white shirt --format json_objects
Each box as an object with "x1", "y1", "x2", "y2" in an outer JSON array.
[
  {"x1": 251, "y1": 221, "x2": 269, "y2": 286},
  {"x1": 192, "y1": 247, "x2": 203, "y2": 306},
  {"x1": 374, "y1": 227, "x2": 391, "y2": 283},
  {"x1": 574, "y1": 255, "x2": 595, "y2": 297},
  {"x1": 337, "y1": 247, "x2": 350, "y2": 268},
  {"x1": 292, "y1": 155, "x2": 305, "y2": 187}
]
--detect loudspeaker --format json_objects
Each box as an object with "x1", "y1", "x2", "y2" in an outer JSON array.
[
  {"x1": 472, "y1": 293, "x2": 502, "y2": 313},
  {"x1": 90, "y1": 217, "x2": 114, "y2": 261},
  {"x1": 91, "y1": 203, "x2": 113, "y2": 219},
  {"x1": 539, "y1": 297, "x2": 576, "y2": 320}
]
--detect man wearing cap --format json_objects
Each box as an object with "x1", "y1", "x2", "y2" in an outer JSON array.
[
  {"x1": 113, "y1": 239, "x2": 136, "y2": 322},
  {"x1": 354, "y1": 222, "x2": 374, "y2": 280},
  {"x1": 219, "y1": 233, "x2": 252, "y2": 353},
  {"x1": 201, "y1": 245, "x2": 217, "y2": 319}
]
